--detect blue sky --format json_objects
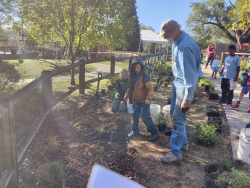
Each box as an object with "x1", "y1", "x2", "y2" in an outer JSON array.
[{"x1": 136, "y1": 0, "x2": 236, "y2": 33}]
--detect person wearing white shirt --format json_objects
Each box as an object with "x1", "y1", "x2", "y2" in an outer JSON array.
[{"x1": 211, "y1": 55, "x2": 221, "y2": 79}]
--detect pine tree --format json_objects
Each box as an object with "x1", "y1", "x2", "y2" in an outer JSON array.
[{"x1": 119, "y1": 0, "x2": 143, "y2": 52}]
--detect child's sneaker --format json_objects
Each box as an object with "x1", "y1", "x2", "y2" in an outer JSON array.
[
  {"x1": 217, "y1": 100, "x2": 226, "y2": 105},
  {"x1": 223, "y1": 102, "x2": 232, "y2": 106},
  {"x1": 214, "y1": 76, "x2": 216, "y2": 79},
  {"x1": 248, "y1": 106, "x2": 250, "y2": 113},
  {"x1": 211, "y1": 75, "x2": 213, "y2": 78},
  {"x1": 231, "y1": 104, "x2": 239, "y2": 109}
]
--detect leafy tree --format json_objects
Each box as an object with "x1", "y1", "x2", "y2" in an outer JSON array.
[
  {"x1": 16, "y1": 0, "x2": 135, "y2": 85},
  {"x1": 0, "y1": 59, "x2": 21, "y2": 97},
  {"x1": 232, "y1": 0, "x2": 250, "y2": 31},
  {"x1": 186, "y1": 0, "x2": 250, "y2": 44},
  {"x1": 118, "y1": 0, "x2": 142, "y2": 52}
]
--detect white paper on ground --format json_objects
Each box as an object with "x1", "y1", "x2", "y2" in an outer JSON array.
[
  {"x1": 87, "y1": 164, "x2": 146, "y2": 188},
  {"x1": 230, "y1": 80, "x2": 237, "y2": 90}
]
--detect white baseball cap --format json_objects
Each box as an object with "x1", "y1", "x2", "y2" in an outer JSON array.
[{"x1": 157, "y1": 20, "x2": 178, "y2": 38}]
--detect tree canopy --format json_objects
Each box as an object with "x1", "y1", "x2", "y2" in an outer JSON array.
[
  {"x1": 186, "y1": 0, "x2": 250, "y2": 44},
  {"x1": 15, "y1": 0, "x2": 135, "y2": 85}
]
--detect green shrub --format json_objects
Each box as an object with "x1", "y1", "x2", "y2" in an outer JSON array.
[
  {"x1": 40, "y1": 161, "x2": 64, "y2": 188},
  {"x1": 194, "y1": 122, "x2": 219, "y2": 145},
  {"x1": 152, "y1": 114, "x2": 166, "y2": 126},
  {"x1": 199, "y1": 78, "x2": 212, "y2": 87},
  {"x1": 217, "y1": 168, "x2": 250, "y2": 188},
  {"x1": 240, "y1": 60, "x2": 250, "y2": 72}
]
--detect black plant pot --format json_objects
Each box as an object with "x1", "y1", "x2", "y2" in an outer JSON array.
[
  {"x1": 158, "y1": 124, "x2": 166, "y2": 131},
  {"x1": 159, "y1": 80, "x2": 163, "y2": 85},
  {"x1": 94, "y1": 94, "x2": 99, "y2": 100},
  {"x1": 196, "y1": 138, "x2": 215, "y2": 146},
  {"x1": 154, "y1": 86, "x2": 157, "y2": 91},
  {"x1": 206, "y1": 106, "x2": 219, "y2": 117},
  {"x1": 205, "y1": 164, "x2": 218, "y2": 174},
  {"x1": 207, "y1": 117, "x2": 222, "y2": 125},
  {"x1": 108, "y1": 85, "x2": 113, "y2": 91},
  {"x1": 168, "y1": 97, "x2": 172, "y2": 104},
  {"x1": 101, "y1": 89, "x2": 105, "y2": 95},
  {"x1": 164, "y1": 127, "x2": 172, "y2": 136},
  {"x1": 205, "y1": 85, "x2": 210, "y2": 92},
  {"x1": 208, "y1": 93, "x2": 218, "y2": 100},
  {"x1": 157, "y1": 79, "x2": 160, "y2": 83}
]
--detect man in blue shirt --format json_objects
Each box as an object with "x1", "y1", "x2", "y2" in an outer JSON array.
[
  {"x1": 217, "y1": 45, "x2": 241, "y2": 106},
  {"x1": 157, "y1": 20, "x2": 201, "y2": 163}
]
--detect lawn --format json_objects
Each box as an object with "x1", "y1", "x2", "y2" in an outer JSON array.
[
  {"x1": 99, "y1": 60, "x2": 130, "y2": 70},
  {"x1": 6, "y1": 59, "x2": 97, "y2": 79}
]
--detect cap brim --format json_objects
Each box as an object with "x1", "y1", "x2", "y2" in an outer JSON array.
[{"x1": 157, "y1": 30, "x2": 164, "y2": 38}]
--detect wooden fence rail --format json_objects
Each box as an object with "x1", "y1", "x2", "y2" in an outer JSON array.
[{"x1": 0, "y1": 53, "x2": 163, "y2": 187}]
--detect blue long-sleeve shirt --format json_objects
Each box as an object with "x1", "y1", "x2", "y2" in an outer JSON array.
[{"x1": 172, "y1": 31, "x2": 202, "y2": 100}]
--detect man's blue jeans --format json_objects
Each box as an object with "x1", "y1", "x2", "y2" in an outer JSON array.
[
  {"x1": 132, "y1": 103, "x2": 158, "y2": 135},
  {"x1": 170, "y1": 78, "x2": 196, "y2": 158}
]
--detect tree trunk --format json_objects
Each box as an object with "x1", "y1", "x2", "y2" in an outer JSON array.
[{"x1": 70, "y1": 59, "x2": 76, "y2": 86}]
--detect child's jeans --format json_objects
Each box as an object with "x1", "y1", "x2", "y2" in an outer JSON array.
[
  {"x1": 132, "y1": 103, "x2": 158, "y2": 135},
  {"x1": 241, "y1": 84, "x2": 250, "y2": 105},
  {"x1": 221, "y1": 78, "x2": 234, "y2": 103}
]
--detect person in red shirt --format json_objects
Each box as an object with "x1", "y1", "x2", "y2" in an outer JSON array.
[{"x1": 205, "y1": 44, "x2": 216, "y2": 69}]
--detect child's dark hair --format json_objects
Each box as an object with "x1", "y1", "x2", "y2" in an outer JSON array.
[{"x1": 229, "y1": 45, "x2": 236, "y2": 51}]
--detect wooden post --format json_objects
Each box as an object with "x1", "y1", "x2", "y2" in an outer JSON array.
[
  {"x1": 79, "y1": 59, "x2": 85, "y2": 94},
  {"x1": 221, "y1": 52, "x2": 224, "y2": 66},
  {"x1": 129, "y1": 56, "x2": 133, "y2": 70},
  {"x1": 2, "y1": 99, "x2": 19, "y2": 188},
  {"x1": 42, "y1": 71, "x2": 53, "y2": 118},
  {"x1": 159, "y1": 44, "x2": 162, "y2": 63},
  {"x1": 110, "y1": 56, "x2": 115, "y2": 76}
]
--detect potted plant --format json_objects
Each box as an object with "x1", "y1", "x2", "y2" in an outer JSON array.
[
  {"x1": 152, "y1": 114, "x2": 166, "y2": 131},
  {"x1": 194, "y1": 122, "x2": 219, "y2": 146},
  {"x1": 207, "y1": 117, "x2": 222, "y2": 134},
  {"x1": 168, "y1": 96, "x2": 172, "y2": 104},
  {"x1": 164, "y1": 82, "x2": 168, "y2": 87},
  {"x1": 205, "y1": 105, "x2": 219, "y2": 117},
  {"x1": 208, "y1": 90, "x2": 218, "y2": 100},
  {"x1": 164, "y1": 127, "x2": 172, "y2": 136},
  {"x1": 153, "y1": 84, "x2": 157, "y2": 91},
  {"x1": 108, "y1": 77, "x2": 116, "y2": 87}
]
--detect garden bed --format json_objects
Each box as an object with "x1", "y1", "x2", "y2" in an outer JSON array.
[{"x1": 18, "y1": 78, "x2": 234, "y2": 188}]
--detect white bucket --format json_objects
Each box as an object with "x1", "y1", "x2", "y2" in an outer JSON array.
[
  {"x1": 237, "y1": 128, "x2": 250, "y2": 164},
  {"x1": 163, "y1": 105, "x2": 173, "y2": 128},
  {"x1": 150, "y1": 104, "x2": 161, "y2": 124},
  {"x1": 127, "y1": 100, "x2": 133, "y2": 113}
]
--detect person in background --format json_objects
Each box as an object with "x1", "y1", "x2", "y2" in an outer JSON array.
[
  {"x1": 124, "y1": 58, "x2": 159, "y2": 142},
  {"x1": 211, "y1": 55, "x2": 221, "y2": 79},
  {"x1": 200, "y1": 48, "x2": 203, "y2": 63},
  {"x1": 157, "y1": 20, "x2": 200, "y2": 163},
  {"x1": 217, "y1": 45, "x2": 241, "y2": 106},
  {"x1": 205, "y1": 44, "x2": 216, "y2": 69},
  {"x1": 231, "y1": 60, "x2": 250, "y2": 112},
  {"x1": 111, "y1": 69, "x2": 130, "y2": 112}
]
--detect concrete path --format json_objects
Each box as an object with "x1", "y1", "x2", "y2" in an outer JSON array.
[
  {"x1": 18, "y1": 63, "x2": 123, "y2": 84},
  {"x1": 201, "y1": 63, "x2": 250, "y2": 161}
]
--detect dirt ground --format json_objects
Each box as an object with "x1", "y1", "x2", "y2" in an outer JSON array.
[{"x1": 19, "y1": 76, "x2": 233, "y2": 188}]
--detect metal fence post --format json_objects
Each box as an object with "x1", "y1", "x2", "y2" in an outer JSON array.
[
  {"x1": 129, "y1": 56, "x2": 133, "y2": 70},
  {"x1": 79, "y1": 59, "x2": 85, "y2": 94},
  {"x1": 2, "y1": 99, "x2": 19, "y2": 188}
]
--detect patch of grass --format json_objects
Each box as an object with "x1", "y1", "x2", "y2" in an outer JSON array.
[
  {"x1": 216, "y1": 168, "x2": 250, "y2": 188},
  {"x1": 47, "y1": 136, "x2": 60, "y2": 151},
  {"x1": 99, "y1": 127, "x2": 105, "y2": 134},
  {"x1": 96, "y1": 146, "x2": 104, "y2": 154},
  {"x1": 6, "y1": 59, "x2": 97, "y2": 79},
  {"x1": 99, "y1": 60, "x2": 129, "y2": 70},
  {"x1": 39, "y1": 160, "x2": 64, "y2": 188}
]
